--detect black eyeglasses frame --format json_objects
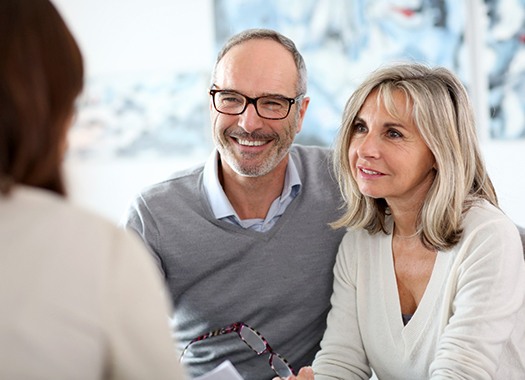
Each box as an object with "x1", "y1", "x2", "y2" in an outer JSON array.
[{"x1": 209, "y1": 88, "x2": 303, "y2": 120}]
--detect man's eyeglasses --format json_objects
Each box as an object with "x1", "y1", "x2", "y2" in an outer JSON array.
[
  {"x1": 180, "y1": 321, "x2": 294, "y2": 379},
  {"x1": 209, "y1": 89, "x2": 303, "y2": 120}
]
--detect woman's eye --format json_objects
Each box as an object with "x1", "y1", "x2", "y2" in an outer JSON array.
[
  {"x1": 353, "y1": 123, "x2": 367, "y2": 133},
  {"x1": 387, "y1": 129, "x2": 402, "y2": 138}
]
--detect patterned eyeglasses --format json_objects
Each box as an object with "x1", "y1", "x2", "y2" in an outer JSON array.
[{"x1": 180, "y1": 321, "x2": 294, "y2": 379}]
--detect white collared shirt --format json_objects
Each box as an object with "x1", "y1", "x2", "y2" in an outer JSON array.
[{"x1": 202, "y1": 150, "x2": 301, "y2": 232}]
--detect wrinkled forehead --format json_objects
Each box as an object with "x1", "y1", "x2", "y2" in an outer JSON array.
[{"x1": 214, "y1": 39, "x2": 298, "y2": 97}]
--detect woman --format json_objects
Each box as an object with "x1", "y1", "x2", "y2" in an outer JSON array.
[
  {"x1": 284, "y1": 63, "x2": 525, "y2": 379},
  {"x1": 0, "y1": 1, "x2": 186, "y2": 379}
]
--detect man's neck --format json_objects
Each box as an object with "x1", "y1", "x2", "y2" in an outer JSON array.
[{"x1": 219, "y1": 159, "x2": 288, "y2": 220}]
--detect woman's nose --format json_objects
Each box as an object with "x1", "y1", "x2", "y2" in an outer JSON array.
[{"x1": 356, "y1": 133, "x2": 380, "y2": 158}]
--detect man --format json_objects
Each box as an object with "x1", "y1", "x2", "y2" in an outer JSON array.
[{"x1": 123, "y1": 29, "x2": 346, "y2": 379}]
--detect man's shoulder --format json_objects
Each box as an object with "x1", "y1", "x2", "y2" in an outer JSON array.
[
  {"x1": 291, "y1": 144, "x2": 333, "y2": 157},
  {"x1": 290, "y1": 144, "x2": 334, "y2": 174},
  {"x1": 165, "y1": 162, "x2": 205, "y2": 182},
  {"x1": 138, "y1": 163, "x2": 204, "y2": 200}
]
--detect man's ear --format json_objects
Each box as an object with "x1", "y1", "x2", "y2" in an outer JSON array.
[{"x1": 295, "y1": 96, "x2": 310, "y2": 133}]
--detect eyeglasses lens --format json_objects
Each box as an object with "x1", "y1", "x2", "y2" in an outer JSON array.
[
  {"x1": 239, "y1": 325, "x2": 267, "y2": 354},
  {"x1": 271, "y1": 354, "x2": 293, "y2": 378},
  {"x1": 257, "y1": 97, "x2": 289, "y2": 119}
]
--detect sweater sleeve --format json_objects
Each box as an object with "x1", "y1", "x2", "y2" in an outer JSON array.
[
  {"x1": 104, "y1": 229, "x2": 188, "y2": 380},
  {"x1": 429, "y1": 212, "x2": 525, "y2": 378},
  {"x1": 121, "y1": 193, "x2": 165, "y2": 276},
  {"x1": 313, "y1": 232, "x2": 372, "y2": 380}
]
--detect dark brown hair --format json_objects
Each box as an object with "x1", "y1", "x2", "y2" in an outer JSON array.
[{"x1": 0, "y1": 0, "x2": 84, "y2": 196}]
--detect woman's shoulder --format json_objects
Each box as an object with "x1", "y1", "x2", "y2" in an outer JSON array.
[
  {"x1": 3, "y1": 186, "x2": 132, "y2": 251},
  {"x1": 463, "y1": 199, "x2": 515, "y2": 233},
  {"x1": 459, "y1": 199, "x2": 523, "y2": 258},
  {"x1": 339, "y1": 226, "x2": 389, "y2": 260}
]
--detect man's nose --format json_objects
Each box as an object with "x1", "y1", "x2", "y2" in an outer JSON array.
[{"x1": 238, "y1": 103, "x2": 264, "y2": 132}]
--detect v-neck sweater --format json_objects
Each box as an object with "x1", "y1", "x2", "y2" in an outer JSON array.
[
  {"x1": 124, "y1": 145, "x2": 346, "y2": 380},
  {"x1": 313, "y1": 200, "x2": 525, "y2": 379}
]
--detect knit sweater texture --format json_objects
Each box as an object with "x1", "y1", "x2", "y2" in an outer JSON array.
[
  {"x1": 124, "y1": 145, "x2": 346, "y2": 379},
  {"x1": 314, "y1": 200, "x2": 525, "y2": 379}
]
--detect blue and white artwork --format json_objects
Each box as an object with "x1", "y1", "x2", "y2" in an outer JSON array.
[
  {"x1": 68, "y1": 71, "x2": 210, "y2": 159},
  {"x1": 214, "y1": 0, "x2": 468, "y2": 146},
  {"x1": 68, "y1": 0, "x2": 524, "y2": 160},
  {"x1": 485, "y1": 0, "x2": 525, "y2": 139}
]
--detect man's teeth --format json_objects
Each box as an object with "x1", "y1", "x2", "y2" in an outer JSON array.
[
  {"x1": 237, "y1": 139, "x2": 266, "y2": 146},
  {"x1": 362, "y1": 168, "x2": 380, "y2": 175}
]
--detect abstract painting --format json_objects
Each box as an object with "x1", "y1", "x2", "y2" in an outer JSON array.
[{"x1": 68, "y1": 0, "x2": 524, "y2": 159}]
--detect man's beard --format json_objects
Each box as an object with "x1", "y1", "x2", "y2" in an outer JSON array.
[{"x1": 215, "y1": 127, "x2": 295, "y2": 177}]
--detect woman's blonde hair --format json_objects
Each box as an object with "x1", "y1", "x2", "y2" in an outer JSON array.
[{"x1": 332, "y1": 63, "x2": 497, "y2": 250}]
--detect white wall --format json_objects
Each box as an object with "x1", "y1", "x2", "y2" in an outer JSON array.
[
  {"x1": 56, "y1": 0, "x2": 214, "y2": 222},
  {"x1": 55, "y1": 0, "x2": 525, "y2": 227},
  {"x1": 483, "y1": 141, "x2": 525, "y2": 227},
  {"x1": 54, "y1": 0, "x2": 214, "y2": 74}
]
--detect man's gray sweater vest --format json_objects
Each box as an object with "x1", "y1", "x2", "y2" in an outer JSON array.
[{"x1": 125, "y1": 145, "x2": 347, "y2": 380}]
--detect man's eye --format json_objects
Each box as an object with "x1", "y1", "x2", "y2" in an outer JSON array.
[
  {"x1": 221, "y1": 95, "x2": 242, "y2": 103},
  {"x1": 260, "y1": 98, "x2": 286, "y2": 109},
  {"x1": 219, "y1": 96, "x2": 244, "y2": 107}
]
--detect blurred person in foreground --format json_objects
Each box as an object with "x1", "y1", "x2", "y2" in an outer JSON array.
[
  {"x1": 123, "y1": 28, "x2": 346, "y2": 379},
  {"x1": 283, "y1": 63, "x2": 525, "y2": 379},
  {"x1": 0, "y1": 1, "x2": 187, "y2": 379}
]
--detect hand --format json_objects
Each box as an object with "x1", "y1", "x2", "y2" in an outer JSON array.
[{"x1": 272, "y1": 366, "x2": 315, "y2": 380}]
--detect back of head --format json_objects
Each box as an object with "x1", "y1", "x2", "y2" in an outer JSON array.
[
  {"x1": 333, "y1": 62, "x2": 497, "y2": 250},
  {"x1": 0, "y1": 0, "x2": 84, "y2": 196},
  {"x1": 212, "y1": 28, "x2": 308, "y2": 95}
]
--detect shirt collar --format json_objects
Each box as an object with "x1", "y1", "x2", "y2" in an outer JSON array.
[{"x1": 202, "y1": 149, "x2": 302, "y2": 220}]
